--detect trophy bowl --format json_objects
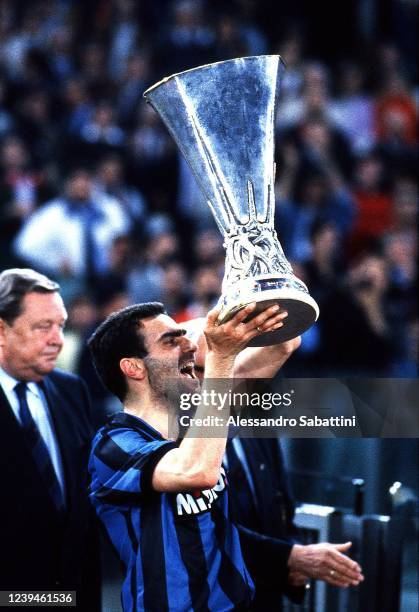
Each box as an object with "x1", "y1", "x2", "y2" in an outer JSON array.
[{"x1": 144, "y1": 56, "x2": 319, "y2": 346}]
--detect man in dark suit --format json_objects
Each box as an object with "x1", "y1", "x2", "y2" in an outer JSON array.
[
  {"x1": 185, "y1": 318, "x2": 364, "y2": 611},
  {"x1": 225, "y1": 436, "x2": 307, "y2": 610},
  {"x1": 0, "y1": 268, "x2": 100, "y2": 610}
]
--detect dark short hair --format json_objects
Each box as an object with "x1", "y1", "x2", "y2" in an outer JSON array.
[
  {"x1": 0, "y1": 268, "x2": 60, "y2": 324},
  {"x1": 88, "y1": 302, "x2": 166, "y2": 401}
]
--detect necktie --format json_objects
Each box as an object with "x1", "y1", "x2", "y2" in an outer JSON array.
[
  {"x1": 14, "y1": 382, "x2": 65, "y2": 513},
  {"x1": 83, "y1": 209, "x2": 98, "y2": 282}
]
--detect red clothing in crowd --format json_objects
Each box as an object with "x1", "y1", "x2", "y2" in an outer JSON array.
[
  {"x1": 350, "y1": 189, "x2": 393, "y2": 254},
  {"x1": 375, "y1": 94, "x2": 417, "y2": 145}
]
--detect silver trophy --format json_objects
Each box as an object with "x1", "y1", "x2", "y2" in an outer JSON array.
[{"x1": 144, "y1": 55, "x2": 319, "y2": 346}]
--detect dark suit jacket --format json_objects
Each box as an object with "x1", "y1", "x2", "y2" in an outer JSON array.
[
  {"x1": 0, "y1": 369, "x2": 100, "y2": 611},
  {"x1": 227, "y1": 438, "x2": 305, "y2": 611}
]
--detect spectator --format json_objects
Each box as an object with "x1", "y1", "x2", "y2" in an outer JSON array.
[
  {"x1": 160, "y1": 260, "x2": 190, "y2": 318},
  {"x1": 0, "y1": 135, "x2": 52, "y2": 267},
  {"x1": 103, "y1": 233, "x2": 135, "y2": 283},
  {"x1": 0, "y1": 8, "x2": 45, "y2": 79},
  {"x1": 78, "y1": 42, "x2": 110, "y2": 100},
  {"x1": 0, "y1": 136, "x2": 39, "y2": 220},
  {"x1": 61, "y1": 77, "x2": 93, "y2": 136},
  {"x1": 127, "y1": 231, "x2": 180, "y2": 304},
  {"x1": 176, "y1": 264, "x2": 221, "y2": 321},
  {"x1": 276, "y1": 32, "x2": 304, "y2": 102},
  {"x1": 350, "y1": 155, "x2": 393, "y2": 255},
  {"x1": 383, "y1": 225, "x2": 417, "y2": 374},
  {"x1": 57, "y1": 294, "x2": 97, "y2": 373},
  {"x1": 17, "y1": 90, "x2": 57, "y2": 165},
  {"x1": 192, "y1": 228, "x2": 224, "y2": 269},
  {"x1": 14, "y1": 168, "x2": 129, "y2": 298},
  {"x1": 277, "y1": 167, "x2": 355, "y2": 264},
  {"x1": 176, "y1": 155, "x2": 216, "y2": 229},
  {"x1": 79, "y1": 100, "x2": 125, "y2": 162},
  {"x1": 234, "y1": 0, "x2": 268, "y2": 55},
  {"x1": 156, "y1": 0, "x2": 216, "y2": 75},
  {"x1": 374, "y1": 74, "x2": 417, "y2": 178},
  {"x1": 108, "y1": 0, "x2": 142, "y2": 80},
  {"x1": 303, "y1": 221, "x2": 341, "y2": 304},
  {"x1": 128, "y1": 100, "x2": 175, "y2": 200},
  {"x1": 214, "y1": 11, "x2": 249, "y2": 60},
  {"x1": 384, "y1": 230, "x2": 417, "y2": 321},
  {"x1": 295, "y1": 116, "x2": 353, "y2": 182},
  {"x1": 277, "y1": 61, "x2": 331, "y2": 132},
  {"x1": 93, "y1": 154, "x2": 147, "y2": 236},
  {"x1": 330, "y1": 62, "x2": 375, "y2": 154},
  {"x1": 319, "y1": 254, "x2": 398, "y2": 375},
  {"x1": 116, "y1": 51, "x2": 151, "y2": 129},
  {"x1": 391, "y1": 176, "x2": 417, "y2": 240},
  {"x1": 47, "y1": 25, "x2": 75, "y2": 81},
  {"x1": 375, "y1": 74, "x2": 416, "y2": 147}
]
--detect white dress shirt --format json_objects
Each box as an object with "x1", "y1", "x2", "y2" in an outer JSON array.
[
  {"x1": 0, "y1": 367, "x2": 66, "y2": 499},
  {"x1": 13, "y1": 194, "x2": 129, "y2": 277}
]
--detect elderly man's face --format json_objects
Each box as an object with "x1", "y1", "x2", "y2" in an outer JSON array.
[{"x1": 0, "y1": 292, "x2": 67, "y2": 382}]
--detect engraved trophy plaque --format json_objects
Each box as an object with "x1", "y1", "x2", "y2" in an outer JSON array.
[{"x1": 144, "y1": 55, "x2": 319, "y2": 346}]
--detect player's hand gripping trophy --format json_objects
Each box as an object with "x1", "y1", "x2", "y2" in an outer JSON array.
[{"x1": 144, "y1": 56, "x2": 319, "y2": 346}]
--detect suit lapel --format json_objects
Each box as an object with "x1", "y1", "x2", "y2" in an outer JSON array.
[
  {"x1": 0, "y1": 384, "x2": 32, "y2": 457},
  {"x1": 0, "y1": 384, "x2": 58, "y2": 512},
  {"x1": 240, "y1": 439, "x2": 272, "y2": 521}
]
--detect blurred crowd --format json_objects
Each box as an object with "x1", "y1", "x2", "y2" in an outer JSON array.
[{"x1": 0, "y1": 0, "x2": 417, "y2": 411}]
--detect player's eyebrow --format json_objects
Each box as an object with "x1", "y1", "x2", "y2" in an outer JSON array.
[{"x1": 158, "y1": 329, "x2": 187, "y2": 342}]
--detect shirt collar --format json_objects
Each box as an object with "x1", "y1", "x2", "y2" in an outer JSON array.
[
  {"x1": 0, "y1": 366, "x2": 42, "y2": 398},
  {"x1": 110, "y1": 411, "x2": 168, "y2": 441},
  {"x1": 64, "y1": 198, "x2": 103, "y2": 221}
]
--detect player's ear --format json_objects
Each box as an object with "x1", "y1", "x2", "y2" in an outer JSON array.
[{"x1": 120, "y1": 357, "x2": 146, "y2": 381}]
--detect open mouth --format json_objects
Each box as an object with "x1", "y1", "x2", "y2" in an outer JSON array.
[{"x1": 179, "y1": 361, "x2": 196, "y2": 379}]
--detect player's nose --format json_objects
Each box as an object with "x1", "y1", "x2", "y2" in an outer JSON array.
[{"x1": 181, "y1": 335, "x2": 197, "y2": 355}]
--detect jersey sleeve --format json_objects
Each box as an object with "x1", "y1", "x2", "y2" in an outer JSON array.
[{"x1": 89, "y1": 426, "x2": 177, "y2": 506}]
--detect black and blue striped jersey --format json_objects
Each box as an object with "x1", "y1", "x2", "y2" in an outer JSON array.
[{"x1": 89, "y1": 412, "x2": 254, "y2": 611}]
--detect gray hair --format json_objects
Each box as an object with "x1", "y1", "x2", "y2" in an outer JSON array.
[{"x1": 0, "y1": 268, "x2": 60, "y2": 324}]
